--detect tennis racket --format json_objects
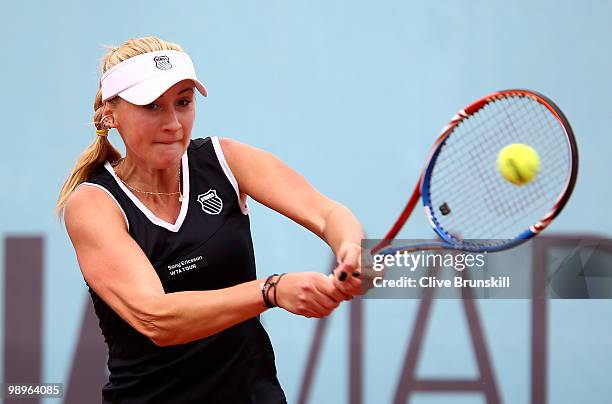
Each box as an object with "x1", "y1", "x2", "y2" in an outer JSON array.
[{"x1": 371, "y1": 89, "x2": 578, "y2": 257}]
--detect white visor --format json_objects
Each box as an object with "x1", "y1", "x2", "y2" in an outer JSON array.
[{"x1": 101, "y1": 50, "x2": 207, "y2": 105}]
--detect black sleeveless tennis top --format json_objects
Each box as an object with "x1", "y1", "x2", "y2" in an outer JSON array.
[{"x1": 83, "y1": 137, "x2": 287, "y2": 404}]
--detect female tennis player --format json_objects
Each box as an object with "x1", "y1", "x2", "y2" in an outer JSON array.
[{"x1": 56, "y1": 36, "x2": 364, "y2": 403}]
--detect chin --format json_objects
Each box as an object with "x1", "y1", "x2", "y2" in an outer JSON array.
[{"x1": 151, "y1": 143, "x2": 187, "y2": 167}]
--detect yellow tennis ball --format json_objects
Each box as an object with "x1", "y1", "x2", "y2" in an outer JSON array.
[{"x1": 497, "y1": 143, "x2": 540, "y2": 185}]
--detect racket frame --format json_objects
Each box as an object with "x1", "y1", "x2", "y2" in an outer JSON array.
[{"x1": 374, "y1": 89, "x2": 578, "y2": 256}]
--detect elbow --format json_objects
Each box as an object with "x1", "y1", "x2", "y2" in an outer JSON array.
[
  {"x1": 144, "y1": 319, "x2": 178, "y2": 347},
  {"x1": 143, "y1": 323, "x2": 173, "y2": 347},
  {"x1": 149, "y1": 333, "x2": 172, "y2": 347},
  {"x1": 138, "y1": 316, "x2": 173, "y2": 347},
  {"x1": 132, "y1": 299, "x2": 176, "y2": 347}
]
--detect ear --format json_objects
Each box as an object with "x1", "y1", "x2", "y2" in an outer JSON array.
[{"x1": 101, "y1": 102, "x2": 117, "y2": 129}]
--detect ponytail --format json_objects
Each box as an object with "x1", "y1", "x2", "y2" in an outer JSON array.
[
  {"x1": 55, "y1": 96, "x2": 121, "y2": 219},
  {"x1": 55, "y1": 138, "x2": 121, "y2": 219}
]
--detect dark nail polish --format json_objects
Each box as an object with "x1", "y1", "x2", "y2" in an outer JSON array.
[
  {"x1": 352, "y1": 272, "x2": 361, "y2": 278},
  {"x1": 339, "y1": 271, "x2": 347, "y2": 281}
]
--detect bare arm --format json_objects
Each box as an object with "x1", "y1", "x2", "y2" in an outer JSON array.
[
  {"x1": 65, "y1": 186, "x2": 345, "y2": 346},
  {"x1": 219, "y1": 138, "x2": 364, "y2": 295}
]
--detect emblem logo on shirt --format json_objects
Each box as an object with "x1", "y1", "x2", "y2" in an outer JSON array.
[
  {"x1": 153, "y1": 55, "x2": 172, "y2": 70},
  {"x1": 197, "y1": 190, "x2": 223, "y2": 215}
]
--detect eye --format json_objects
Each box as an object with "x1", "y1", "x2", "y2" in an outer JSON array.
[
  {"x1": 144, "y1": 103, "x2": 159, "y2": 110},
  {"x1": 178, "y1": 99, "x2": 193, "y2": 107}
]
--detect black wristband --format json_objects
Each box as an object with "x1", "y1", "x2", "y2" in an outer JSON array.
[{"x1": 261, "y1": 274, "x2": 278, "y2": 308}]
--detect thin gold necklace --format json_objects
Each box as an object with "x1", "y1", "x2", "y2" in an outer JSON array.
[{"x1": 115, "y1": 159, "x2": 184, "y2": 202}]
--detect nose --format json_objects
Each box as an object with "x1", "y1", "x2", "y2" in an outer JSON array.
[{"x1": 161, "y1": 108, "x2": 182, "y2": 133}]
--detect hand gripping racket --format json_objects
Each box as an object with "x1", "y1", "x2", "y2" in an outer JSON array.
[{"x1": 372, "y1": 89, "x2": 578, "y2": 257}]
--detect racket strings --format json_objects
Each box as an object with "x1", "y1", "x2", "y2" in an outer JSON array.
[
  {"x1": 437, "y1": 100, "x2": 568, "y2": 240},
  {"x1": 471, "y1": 98, "x2": 564, "y2": 213},
  {"x1": 435, "y1": 101, "x2": 553, "y2": 217},
  {"x1": 427, "y1": 94, "x2": 571, "y2": 244},
  {"x1": 439, "y1": 107, "x2": 567, "y2": 238}
]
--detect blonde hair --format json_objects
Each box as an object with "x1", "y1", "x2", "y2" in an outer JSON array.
[{"x1": 55, "y1": 36, "x2": 184, "y2": 218}]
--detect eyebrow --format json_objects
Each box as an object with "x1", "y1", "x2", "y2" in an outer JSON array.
[{"x1": 179, "y1": 88, "x2": 195, "y2": 94}]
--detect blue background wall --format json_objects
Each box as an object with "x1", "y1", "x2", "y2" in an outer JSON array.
[{"x1": 1, "y1": 1, "x2": 611, "y2": 403}]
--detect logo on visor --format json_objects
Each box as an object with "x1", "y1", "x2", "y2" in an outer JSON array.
[
  {"x1": 153, "y1": 55, "x2": 172, "y2": 70},
  {"x1": 197, "y1": 190, "x2": 223, "y2": 215}
]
